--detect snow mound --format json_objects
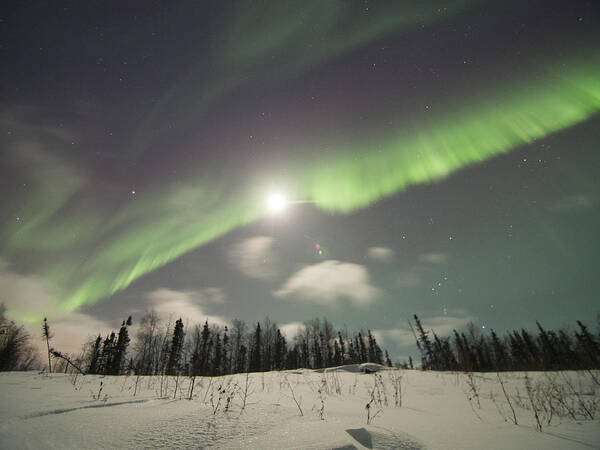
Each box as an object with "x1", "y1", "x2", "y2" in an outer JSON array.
[{"x1": 318, "y1": 363, "x2": 388, "y2": 373}]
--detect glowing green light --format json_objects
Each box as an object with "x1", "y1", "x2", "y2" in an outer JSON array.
[{"x1": 303, "y1": 59, "x2": 600, "y2": 212}]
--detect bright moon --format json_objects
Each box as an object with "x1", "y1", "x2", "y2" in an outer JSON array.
[{"x1": 267, "y1": 192, "x2": 286, "y2": 213}]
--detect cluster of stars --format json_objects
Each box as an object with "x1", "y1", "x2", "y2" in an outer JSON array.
[{"x1": 431, "y1": 273, "x2": 449, "y2": 296}]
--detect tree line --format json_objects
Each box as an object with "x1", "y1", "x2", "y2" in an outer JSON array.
[
  {"x1": 4, "y1": 302, "x2": 598, "y2": 375},
  {"x1": 412, "y1": 314, "x2": 600, "y2": 372},
  {"x1": 80, "y1": 312, "x2": 391, "y2": 377}
]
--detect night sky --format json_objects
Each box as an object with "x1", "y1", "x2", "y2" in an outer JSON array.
[{"x1": 1, "y1": 1, "x2": 599, "y2": 359}]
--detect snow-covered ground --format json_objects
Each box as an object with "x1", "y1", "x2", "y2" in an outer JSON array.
[{"x1": 1, "y1": 366, "x2": 598, "y2": 449}]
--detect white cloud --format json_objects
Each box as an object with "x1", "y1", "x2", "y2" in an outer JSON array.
[
  {"x1": 274, "y1": 260, "x2": 380, "y2": 305},
  {"x1": 0, "y1": 258, "x2": 62, "y2": 320},
  {"x1": 372, "y1": 328, "x2": 416, "y2": 347},
  {"x1": 367, "y1": 247, "x2": 395, "y2": 262},
  {"x1": 145, "y1": 288, "x2": 227, "y2": 326},
  {"x1": 374, "y1": 313, "x2": 476, "y2": 348},
  {"x1": 0, "y1": 258, "x2": 117, "y2": 355},
  {"x1": 18, "y1": 311, "x2": 113, "y2": 358},
  {"x1": 279, "y1": 321, "x2": 304, "y2": 340},
  {"x1": 419, "y1": 253, "x2": 447, "y2": 264},
  {"x1": 228, "y1": 236, "x2": 279, "y2": 279},
  {"x1": 421, "y1": 314, "x2": 476, "y2": 336}
]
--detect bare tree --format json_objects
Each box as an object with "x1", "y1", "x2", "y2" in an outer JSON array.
[
  {"x1": 0, "y1": 304, "x2": 41, "y2": 371},
  {"x1": 133, "y1": 310, "x2": 161, "y2": 375}
]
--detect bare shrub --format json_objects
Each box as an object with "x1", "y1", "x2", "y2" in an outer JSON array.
[
  {"x1": 317, "y1": 377, "x2": 327, "y2": 420},
  {"x1": 524, "y1": 375, "x2": 543, "y2": 432},
  {"x1": 389, "y1": 370, "x2": 403, "y2": 407},
  {"x1": 210, "y1": 380, "x2": 238, "y2": 414},
  {"x1": 465, "y1": 372, "x2": 480, "y2": 408},
  {"x1": 365, "y1": 373, "x2": 386, "y2": 424},
  {"x1": 497, "y1": 372, "x2": 518, "y2": 425},
  {"x1": 237, "y1": 371, "x2": 254, "y2": 412}
]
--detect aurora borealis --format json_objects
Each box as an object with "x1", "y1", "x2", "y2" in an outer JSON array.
[{"x1": 1, "y1": 1, "x2": 599, "y2": 357}]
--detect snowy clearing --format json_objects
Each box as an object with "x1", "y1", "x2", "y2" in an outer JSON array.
[{"x1": 1, "y1": 367, "x2": 599, "y2": 449}]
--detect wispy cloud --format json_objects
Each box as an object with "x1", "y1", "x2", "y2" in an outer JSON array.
[
  {"x1": 374, "y1": 312, "x2": 476, "y2": 348},
  {"x1": 419, "y1": 253, "x2": 448, "y2": 264},
  {"x1": 420, "y1": 314, "x2": 476, "y2": 336},
  {"x1": 0, "y1": 258, "x2": 62, "y2": 322},
  {"x1": 228, "y1": 236, "x2": 279, "y2": 280},
  {"x1": 20, "y1": 311, "x2": 113, "y2": 357},
  {"x1": 547, "y1": 194, "x2": 594, "y2": 213},
  {"x1": 274, "y1": 260, "x2": 380, "y2": 305},
  {"x1": 145, "y1": 287, "x2": 227, "y2": 326},
  {"x1": 372, "y1": 328, "x2": 416, "y2": 347},
  {"x1": 367, "y1": 247, "x2": 395, "y2": 262}
]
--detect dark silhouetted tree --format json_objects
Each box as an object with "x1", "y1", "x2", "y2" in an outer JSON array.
[
  {"x1": 249, "y1": 322, "x2": 262, "y2": 372},
  {"x1": 222, "y1": 326, "x2": 230, "y2": 375},
  {"x1": 42, "y1": 317, "x2": 53, "y2": 373},
  {"x1": 212, "y1": 332, "x2": 222, "y2": 376},
  {"x1": 385, "y1": 349, "x2": 393, "y2": 367},
  {"x1": 87, "y1": 335, "x2": 102, "y2": 374},
  {"x1": 575, "y1": 320, "x2": 600, "y2": 368},
  {"x1": 274, "y1": 329, "x2": 286, "y2": 370},
  {"x1": 109, "y1": 316, "x2": 132, "y2": 375},
  {"x1": 167, "y1": 318, "x2": 184, "y2": 376},
  {"x1": 413, "y1": 315, "x2": 433, "y2": 369}
]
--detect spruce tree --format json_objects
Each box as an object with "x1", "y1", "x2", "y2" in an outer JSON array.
[
  {"x1": 333, "y1": 339, "x2": 342, "y2": 366},
  {"x1": 199, "y1": 320, "x2": 211, "y2": 375},
  {"x1": 237, "y1": 344, "x2": 247, "y2": 372},
  {"x1": 301, "y1": 339, "x2": 309, "y2": 368},
  {"x1": 111, "y1": 317, "x2": 132, "y2": 375},
  {"x1": 286, "y1": 344, "x2": 299, "y2": 369},
  {"x1": 211, "y1": 333, "x2": 221, "y2": 376},
  {"x1": 249, "y1": 322, "x2": 262, "y2": 372},
  {"x1": 413, "y1": 315, "x2": 433, "y2": 369},
  {"x1": 87, "y1": 335, "x2": 102, "y2": 374},
  {"x1": 557, "y1": 329, "x2": 577, "y2": 369},
  {"x1": 575, "y1": 320, "x2": 599, "y2": 368},
  {"x1": 348, "y1": 340, "x2": 356, "y2": 364},
  {"x1": 274, "y1": 329, "x2": 286, "y2": 370},
  {"x1": 536, "y1": 322, "x2": 557, "y2": 370},
  {"x1": 99, "y1": 332, "x2": 115, "y2": 375},
  {"x1": 222, "y1": 326, "x2": 229, "y2": 375},
  {"x1": 520, "y1": 329, "x2": 540, "y2": 369},
  {"x1": 385, "y1": 349, "x2": 393, "y2": 367},
  {"x1": 357, "y1": 333, "x2": 367, "y2": 363},
  {"x1": 490, "y1": 330, "x2": 508, "y2": 370},
  {"x1": 337, "y1": 331, "x2": 346, "y2": 364},
  {"x1": 367, "y1": 330, "x2": 383, "y2": 364},
  {"x1": 166, "y1": 318, "x2": 184, "y2": 376},
  {"x1": 42, "y1": 317, "x2": 53, "y2": 374}
]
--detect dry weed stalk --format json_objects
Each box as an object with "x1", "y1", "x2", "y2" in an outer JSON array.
[{"x1": 283, "y1": 374, "x2": 303, "y2": 416}]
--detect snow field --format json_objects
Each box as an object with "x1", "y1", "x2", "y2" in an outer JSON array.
[{"x1": 1, "y1": 367, "x2": 598, "y2": 449}]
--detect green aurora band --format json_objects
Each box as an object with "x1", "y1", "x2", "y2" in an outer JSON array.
[
  {"x1": 129, "y1": 0, "x2": 482, "y2": 158},
  {"x1": 1, "y1": 16, "x2": 599, "y2": 322},
  {"x1": 303, "y1": 62, "x2": 600, "y2": 212}
]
